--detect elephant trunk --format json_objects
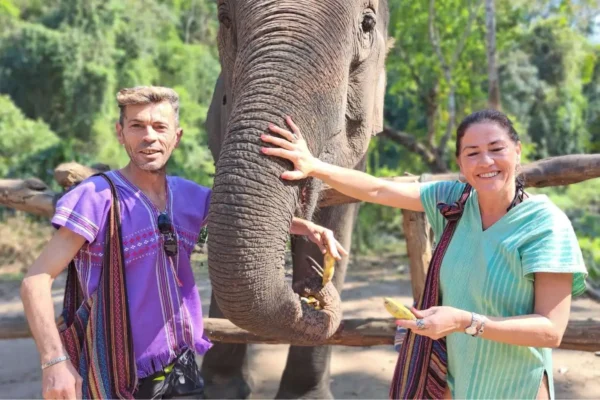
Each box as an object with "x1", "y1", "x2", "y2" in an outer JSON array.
[{"x1": 208, "y1": 5, "x2": 348, "y2": 341}]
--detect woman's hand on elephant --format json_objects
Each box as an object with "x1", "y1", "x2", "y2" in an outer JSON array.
[
  {"x1": 261, "y1": 116, "x2": 317, "y2": 180},
  {"x1": 395, "y1": 306, "x2": 470, "y2": 340}
]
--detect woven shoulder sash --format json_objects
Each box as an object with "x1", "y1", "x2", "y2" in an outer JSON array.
[
  {"x1": 390, "y1": 184, "x2": 472, "y2": 399},
  {"x1": 59, "y1": 173, "x2": 137, "y2": 399}
]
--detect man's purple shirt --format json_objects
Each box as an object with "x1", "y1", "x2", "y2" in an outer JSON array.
[{"x1": 52, "y1": 170, "x2": 212, "y2": 378}]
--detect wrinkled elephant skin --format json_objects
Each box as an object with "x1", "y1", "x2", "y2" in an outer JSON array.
[{"x1": 202, "y1": 1, "x2": 390, "y2": 398}]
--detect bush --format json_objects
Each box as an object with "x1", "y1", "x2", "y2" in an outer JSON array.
[{"x1": 0, "y1": 95, "x2": 60, "y2": 181}]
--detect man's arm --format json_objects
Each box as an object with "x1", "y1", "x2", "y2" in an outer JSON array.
[
  {"x1": 289, "y1": 217, "x2": 348, "y2": 260},
  {"x1": 20, "y1": 226, "x2": 86, "y2": 399}
]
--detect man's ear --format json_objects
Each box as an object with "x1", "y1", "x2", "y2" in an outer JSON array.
[
  {"x1": 116, "y1": 122, "x2": 124, "y2": 145},
  {"x1": 175, "y1": 128, "x2": 184, "y2": 148}
]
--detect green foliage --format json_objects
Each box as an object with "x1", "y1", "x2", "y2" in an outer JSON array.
[
  {"x1": 584, "y1": 46, "x2": 600, "y2": 153},
  {"x1": 0, "y1": 95, "x2": 60, "y2": 181},
  {"x1": 532, "y1": 180, "x2": 600, "y2": 284},
  {"x1": 0, "y1": 21, "x2": 116, "y2": 142},
  {"x1": 522, "y1": 19, "x2": 591, "y2": 158},
  {"x1": 1, "y1": 0, "x2": 599, "y2": 263},
  {"x1": 0, "y1": 0, "x2": 219, "y2": 187},
  {"x1": 385, "y1": 0, "x2": 488, "y2": 171}
]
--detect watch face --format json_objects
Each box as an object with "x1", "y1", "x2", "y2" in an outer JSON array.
[{"x1": 465, "y1": 326, "x2": 477, "y2": 335}]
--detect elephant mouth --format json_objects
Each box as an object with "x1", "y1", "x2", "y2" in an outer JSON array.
[{"x1": 296, "y1": 181, "x2": 321, "y2": 220}]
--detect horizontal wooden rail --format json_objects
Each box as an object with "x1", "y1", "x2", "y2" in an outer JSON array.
[
  {"x1": 1, "y1": 154, "x2": 600, "y2": 215},
  {"x1": 1, "y1": 316, "x2": 599, "y2": 352}
]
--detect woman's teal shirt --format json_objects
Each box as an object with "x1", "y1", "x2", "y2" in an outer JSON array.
[{"x1": 421, "y1": 181, "x2": 587, "y2": 399}]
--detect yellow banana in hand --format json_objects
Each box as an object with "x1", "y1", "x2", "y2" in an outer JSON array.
[
  {"x1": 322, "y1": 252, "x2": 335, "y2": 285},
  {"x1": 383, "y1": 297, "x2": 416, "y2": 320}
]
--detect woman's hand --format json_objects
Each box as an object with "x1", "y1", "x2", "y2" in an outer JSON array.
[
  {"x1": 290, "y1": 218, "x2": 348, "y2": 260},
  {"x1": 395, "y1": 306, "x2": 470, "y2": 340},
  {"x1": 261, "y1": 116, "x2": 318, "y2": 180}
]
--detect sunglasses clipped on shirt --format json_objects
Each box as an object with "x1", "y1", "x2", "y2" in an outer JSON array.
[{"x1": 158, "y1": 212, "x2": 178, "y2": 257}]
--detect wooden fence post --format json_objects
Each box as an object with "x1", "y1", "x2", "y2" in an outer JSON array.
[{"x1": 402, "y1": 174, "x2": 433, "y2": 303}]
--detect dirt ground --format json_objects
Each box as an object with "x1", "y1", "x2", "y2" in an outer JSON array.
[{"x1": 1, "y1": 253, "x2": 599, "y2": 399}]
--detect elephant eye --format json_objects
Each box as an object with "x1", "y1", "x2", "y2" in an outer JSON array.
[
  {"x1": 218, "y1": 4, "x2": 232, "y2": 29},
  {"x1": 361, "y1": 13, "x2": 376, "y2": 33}
]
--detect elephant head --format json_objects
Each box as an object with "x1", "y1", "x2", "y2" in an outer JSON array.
[{"x1": 206, "y1": 0, "x2": 389, "y2": 342}]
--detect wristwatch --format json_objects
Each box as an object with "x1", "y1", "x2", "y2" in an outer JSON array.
[{"x1": 465, "y1": 312, "x2": 484, "y2": 337}]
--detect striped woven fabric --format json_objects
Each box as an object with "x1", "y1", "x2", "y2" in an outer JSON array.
[
  {"x1": 389, "y1": 184, "x2": 471, "y2": 399},
  {"x1": 59, "y1": 174, "x2": 137, "y2": 399}
]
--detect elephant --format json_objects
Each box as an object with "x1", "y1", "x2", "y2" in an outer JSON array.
[{"x1": 201, "y1": 1, "x2": 390, "y2": 398}]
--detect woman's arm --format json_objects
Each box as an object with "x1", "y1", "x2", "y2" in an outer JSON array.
[
  {"x1": 397, "y1": 272, "x2": 573, "y2": 348},
  {"x1": 477, "y1": 272, "x2": 572, "y2": 347},
  {"x1": 261, "y1": 117, "x2": 424, "y2": 212}
]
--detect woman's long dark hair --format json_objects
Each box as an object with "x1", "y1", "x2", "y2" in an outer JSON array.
[{"x1": 455, "y1": 109, "x2": 526, "y2": 211}]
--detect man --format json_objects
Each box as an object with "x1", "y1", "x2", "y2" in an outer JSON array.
[{"x1": 20, "y1": 86, "x2": 347, "y2": 399}]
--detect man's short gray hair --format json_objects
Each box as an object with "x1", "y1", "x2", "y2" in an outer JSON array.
[{"x1": 116, "y1": 86, "x2": 180, "y2": 126}]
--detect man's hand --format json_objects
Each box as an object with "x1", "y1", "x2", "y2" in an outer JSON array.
[
  {"x1": 42, "y1": 360, "x2": 83, "y2": 400},
  {"x1": 290, "y1": 218, "x2": 349, "y2": 260}
]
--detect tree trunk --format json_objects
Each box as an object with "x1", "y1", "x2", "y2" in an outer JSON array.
[
  {"x1": 485, "y1": 0, "x2": 501, "y2": 110},
  {"x1": 402, "y1": 175, "x2": 435, "y2": 303}
]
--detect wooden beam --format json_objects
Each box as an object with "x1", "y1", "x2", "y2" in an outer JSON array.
[
  {"x1": 53, "y1": 162, "x2": 100, "y2": 189},
  {"x1": 0, "y1": 178, "x2": 56, "y2": 218},
  {"x1": 1, "y1": 316, "x2": 599, "y2": 351},
  {"x1": 318, "y1": 153, "x2": 600, "y2": 208},
  {"x1": 402, "y1": 175, "x2": 434, "y2": 303},
  {"x1": 2, "y1": 154, "x2": 600, "y2": 216}
]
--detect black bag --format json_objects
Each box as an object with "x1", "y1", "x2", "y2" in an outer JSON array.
[{"x1": 134, "y1": 349, "x2": 204, "y2": 399}]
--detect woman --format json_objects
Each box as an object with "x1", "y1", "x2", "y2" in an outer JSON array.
[{"x1": 260, "y1": 110, "x2": 587, "y2": 399}]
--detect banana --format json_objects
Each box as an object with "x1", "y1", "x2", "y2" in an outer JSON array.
[
  {"x1": 301, "y1": 296, "x2": 322, "y2": 310},
  {"x1": 383, "y1": 297, "x2": 416, "y2": 320},
  {"x1": 301, "y1": 251, "x2": 335, "y2": 310},
  {"x1": 322, "y1": 252, "x2": 335, "y2": 285}
]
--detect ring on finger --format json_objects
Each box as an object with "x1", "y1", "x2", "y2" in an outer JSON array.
[{"x1": 415, "y1": 318, "x2": 426, "y2": 330}]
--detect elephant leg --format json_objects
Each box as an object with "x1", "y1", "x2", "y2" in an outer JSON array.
[
  {"x1": 276, "y1": 203, "x2": 359, "y2": 399},
  {"x1": 200, "y1": 293, "x2": 254, "y2": 399}
]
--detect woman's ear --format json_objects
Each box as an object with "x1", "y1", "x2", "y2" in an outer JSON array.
[{"x1": 515, "y1": 141, "x2": 522, "y2": 163}]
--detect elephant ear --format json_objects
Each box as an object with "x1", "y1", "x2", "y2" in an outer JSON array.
[
  {"x1": 372, "y1": 37, "x2": 394, "y2": 136},
  {"x1": 206, "y1": 74, "x2": 228, "y2": 162},
  {"x1": 371, "y1": 68, "x2": 386, "y2": 136}
]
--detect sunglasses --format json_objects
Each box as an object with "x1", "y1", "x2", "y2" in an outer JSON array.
[{"x1": 158, "y1": 212, "x2": 178, "y2": 257}]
